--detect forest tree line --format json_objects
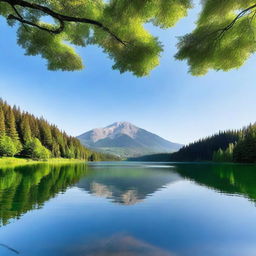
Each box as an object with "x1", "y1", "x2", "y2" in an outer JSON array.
[
  {"x1": 128, "y1": 132, "x2": 238, "y2": 162},
  {"x1": 169, "y1": 131, "x2": 240, "y2": 162},
  {"x1": 213, "y1": 124, "x2": 256, "y2": 163},
  {"x1": 130, "y1": 124, "x2": 256, "y2": 163},
  {"x1": 0, "y1": 99, "x2": 118, "y2": 161},
  {"x1": 170, "y1": 124, "x2": 256, "y2": 163}
]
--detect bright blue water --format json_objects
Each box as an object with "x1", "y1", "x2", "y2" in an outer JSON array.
[{"x1": 0, "y1": 162, "x2": 256, "y2": 256}]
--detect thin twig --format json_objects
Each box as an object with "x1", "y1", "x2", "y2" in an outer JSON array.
[{"x1": 10, "y1": 4, "x2": 29, "y2": 31}]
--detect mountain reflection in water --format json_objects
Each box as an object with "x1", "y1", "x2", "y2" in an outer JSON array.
[
  {"x1": 1, "y1": 162, "x2": 256, "y2": 227},
  {"x1": 76, "y1": 163, "x2": 181, "y2": 205},
  {"x1": 67, "y1": 233, "x2": 174, "y2": 256},
  {"x1": 1, "y1": 162, "x2": 256, "y2": 256}
]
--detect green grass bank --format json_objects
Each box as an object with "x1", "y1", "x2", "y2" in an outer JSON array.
[{"x1": 0, "y1": 157, "x2": 86, "y2": 168}]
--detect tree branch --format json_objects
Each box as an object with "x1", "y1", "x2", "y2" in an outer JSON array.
[
  {"x1": 215, "y1": 3, "x2": 256, "y2": 39},
  {"x1": 11, "y1": 3, "x2": 22, "y2": 19},
  {"x1": 8, "y1": 14, "x2": 64, "y2": 34},
  {"x1": 2, "y1": 0, "x2": 127, "y2": 45},
  {"x1": 10, "y1": 3, "x2": 29, "y2": 31}
]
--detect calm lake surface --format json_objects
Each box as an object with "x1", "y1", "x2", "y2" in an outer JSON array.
[{"x1": 0, "y1": 162, "x2": 256, "y2": 256}]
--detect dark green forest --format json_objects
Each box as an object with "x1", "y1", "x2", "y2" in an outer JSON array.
[
  {"x1": 0, "y1": 99, "x2": 118, "y2": 161},
  {"x1": 211, "y1": 124, "x2": 256, "y2": 163},
  {"x1": 170, "y1": 131, "x2": 240, "y2": 162},
  {"x1": 130, "y1": 124, "x2": 256, "y2": 163}
]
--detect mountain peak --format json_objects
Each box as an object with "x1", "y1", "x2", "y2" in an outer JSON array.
[
  {"x1": 107, "y1": 121, "x2": 136, "y2": 128},
  {"x1": 90, "y1": 121, "x2": 139, "y2": 142},
  {"x1": 77, "y1": 122, "x2": 183, "y2": 158}
]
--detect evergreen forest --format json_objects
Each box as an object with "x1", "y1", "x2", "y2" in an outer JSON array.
[{"x1": 0, "y1": 99, "x2": 117, "y2": 161}]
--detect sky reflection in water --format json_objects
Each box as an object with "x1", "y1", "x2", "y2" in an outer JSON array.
[{"x1": 0, "y1": 162, "x2": 256, "y2": 256}]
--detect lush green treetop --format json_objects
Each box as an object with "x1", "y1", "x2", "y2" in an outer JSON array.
[
  {"x1": 0, "y1": 0, "x2": 191, "y2": 76},
  {"x1": 176, "y1": 0, "x2": 256, "y2": 75},
  {"x1": 1, "y1": 0, "x2": 255, "y2": 76}
]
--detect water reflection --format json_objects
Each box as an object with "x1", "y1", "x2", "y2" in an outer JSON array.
[
  {"x1": 1, "y1": 162, "x2": 256, "y2": 228},
  {"x1": 68, "y1": 233, "x2": 173, "y2": 256},
  {"x1": 1, "y1": 162, "x2": 256, "y2": 256},
  {"x1": 0, "y1": 163, "x2": 87, "y2": 226},
  {"x1": 174, "y1": 163, "x2": 256, "y2": 202},
  {"x1": 77, "y1": 163, "x2": 181, "y2": 205}
]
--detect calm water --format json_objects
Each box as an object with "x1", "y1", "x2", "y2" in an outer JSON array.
[{"x1": 0, "y1": 162, "x2": 256, "y2": 256}]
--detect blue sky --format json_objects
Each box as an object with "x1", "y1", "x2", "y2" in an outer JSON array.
[{"x1": 0, "y1": 4, "x2": 256, "y2": 144}]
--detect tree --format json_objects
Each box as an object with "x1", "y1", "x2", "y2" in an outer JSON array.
[
  {"x1": 23, "y1": 138, "x2": 51, "y2": 160},
  {"x1": 0, "y1": 135, "x2": 18, "y2": 157},
  {"x1": 233, "y1": 124, "x2": 256, "y2": 163},
  {"x1": 212, "y1": 148, "x2": 224, "y2": 162},
  {"x1": 1, "y1": 0, "x2": 255, "y2": 76},
  {"x1": 5, "y1": 107, "x2": 22, "y2": 154},
  {"x1": 0, "y1": 0, "x2": 191, "y2": 76},
  {"x1": 212, "y1": 143, "x2": 234, "y2": 162},
  {"x1": 51, "y1": 141, "x2": 60, "y2": 158},
  {"x1": 176, "y1": 1, "x2": 256, "y2": 75},
  {"x1": 39, "y1": 120, "x2": 53, "y2": 150},
  {"x1": 5, "y1": 107, "x2": 19, "y2": 141},
  {"x1": 225, "y1": 143, "x2": 234, "y2": 162},
  {"x1": 20, "y1": 114, "x2": 32, "y2": 143},
  {"x1": 0, "y1": 108, "x2": 6, "y2": 138}
]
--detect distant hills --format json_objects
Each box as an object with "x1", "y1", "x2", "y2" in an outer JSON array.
[{"x1": 77, "y1": 122, "x2": 182, "y2": 158}]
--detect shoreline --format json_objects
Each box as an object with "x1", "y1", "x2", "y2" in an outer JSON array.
[{"x1": 0, "y1": 157, "x2": 86, "y2": 168}]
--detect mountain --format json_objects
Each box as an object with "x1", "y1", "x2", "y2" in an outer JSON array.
[{"x1": 77, "y1": 122, "x2": 182, "y2": 158}]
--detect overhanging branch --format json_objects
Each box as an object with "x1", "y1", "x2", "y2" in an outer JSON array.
[
  {"x1": 2, "y1": 0, "x2": 127, "y2": 45},
  {"x1": 8, "y1": 14, "x2": 64, "y2": 33}
]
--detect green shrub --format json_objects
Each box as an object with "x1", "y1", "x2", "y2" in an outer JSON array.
[
  {"x1": 24, "y1": 138, "x2": 51, "y2": 160},
  {"x1": 0, "y1": 136, "x2": 19, "y2": 157}
]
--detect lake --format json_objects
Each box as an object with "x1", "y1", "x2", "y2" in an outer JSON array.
[{"x1": 0, "y1": 162, "x2": 256, "y2": 256}]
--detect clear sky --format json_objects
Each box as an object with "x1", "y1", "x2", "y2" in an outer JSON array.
[{"x1": 0, "y1": 4, "x2": 256, "y2": 145}]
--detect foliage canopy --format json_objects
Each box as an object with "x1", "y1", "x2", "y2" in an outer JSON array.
[
  {"x1": 1, "y1": 0, "x2": 255, "y2": 76},
  {"x1": 176, "y1": 0, "x2": 256, "y2": 75}
]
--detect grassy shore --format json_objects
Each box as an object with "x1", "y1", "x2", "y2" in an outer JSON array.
[{"x1": 0, "y1": 157, "x2": 86, "y2": 168}]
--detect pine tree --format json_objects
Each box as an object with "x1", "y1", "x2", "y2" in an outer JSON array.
[
  {"x1": 20, "y1": 114, "x2": 32, "y2": 144},
  {"x1": 29, "y1": 116, "x2": 40, "y2": 139},
  {"x1": 233, "y1": 124, "x2": 256, "y2": 163},
  {"x1": 51, "y1": 141, "x2": 60, "y2": 158},
  {"x1": 39, "y1": 121, "x2": 53, "y2": 150},
  {"x1": 0, "y1": 108, "x2": 6, "y2": 138},
  {"x1": 6, "y1": 107, "x2": 19, "y2": 141}
]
